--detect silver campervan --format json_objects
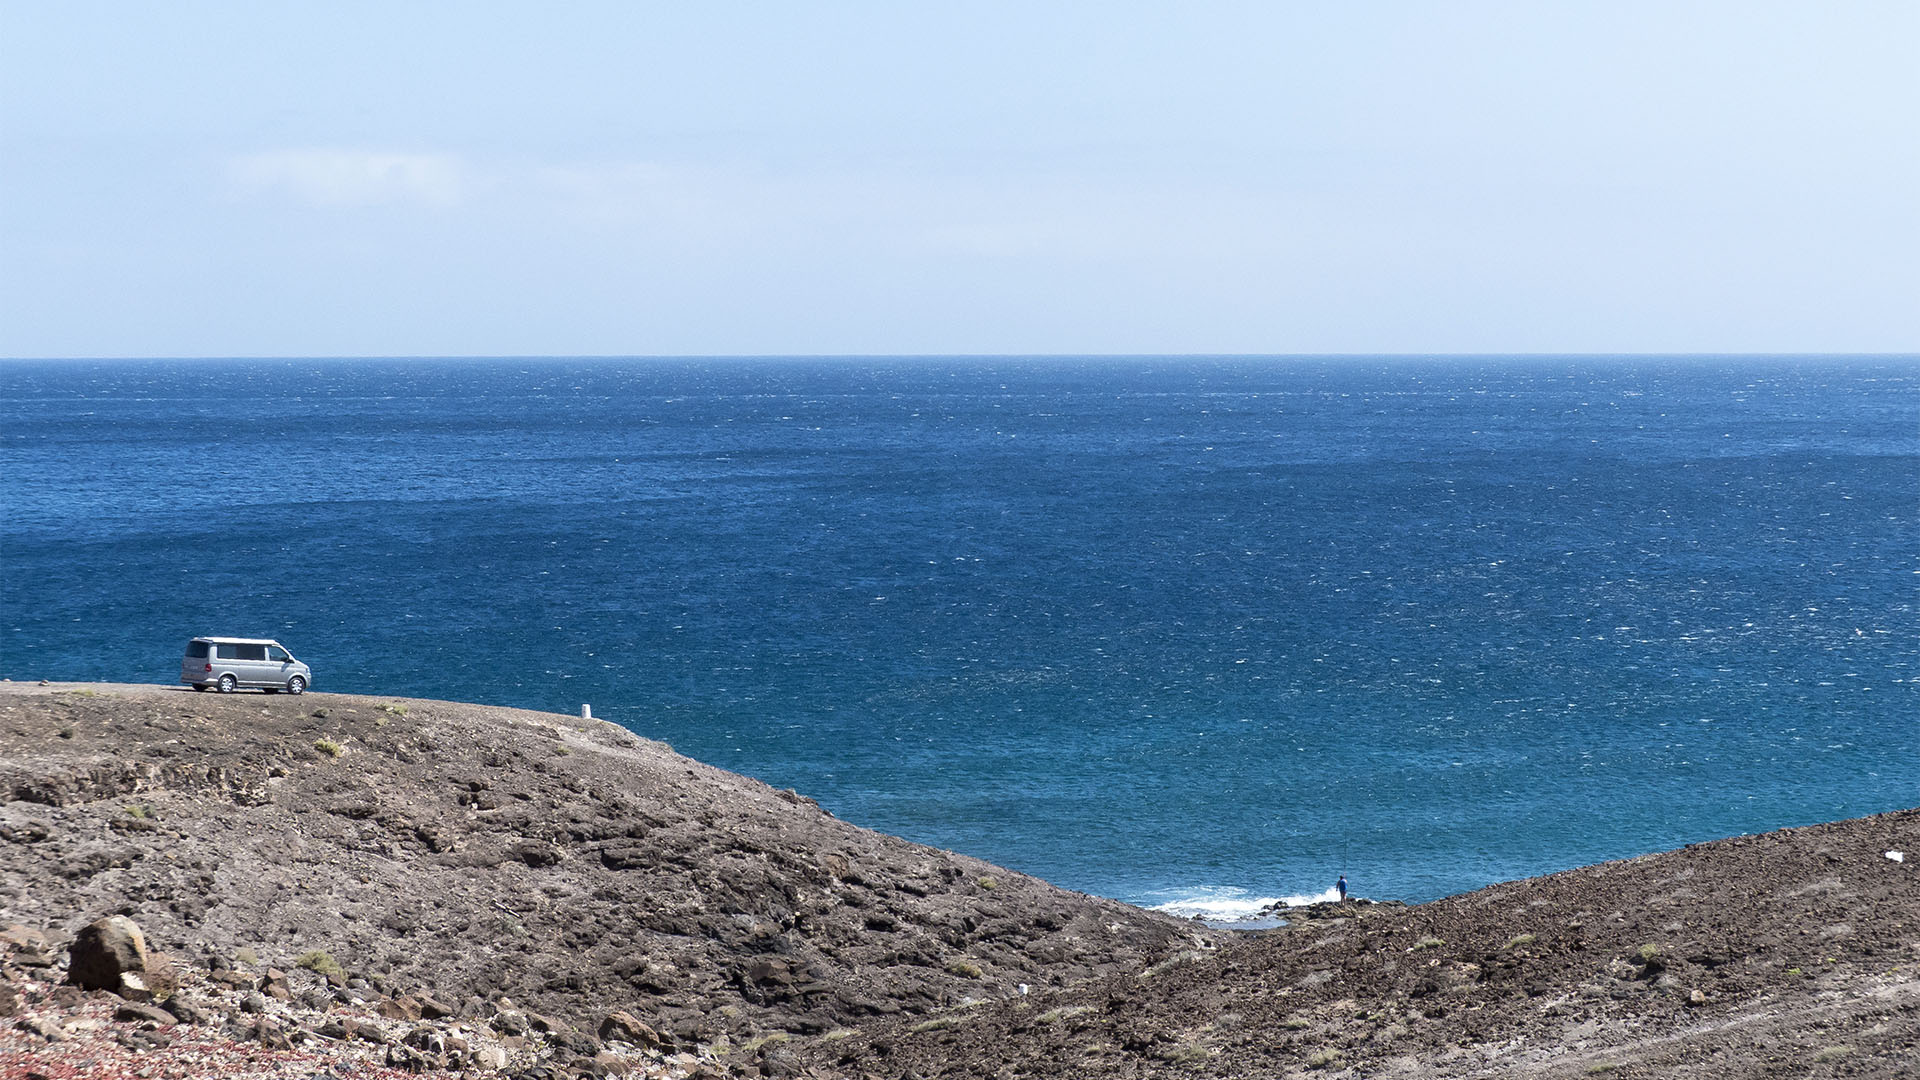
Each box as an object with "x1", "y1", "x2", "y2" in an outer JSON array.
[{"x1": 181, "y1": 637, "x2": 312, "y2": 694}]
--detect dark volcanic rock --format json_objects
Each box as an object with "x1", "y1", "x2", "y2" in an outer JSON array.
[
  {"x1": 259, "y1": 966, "x2": 291, "y2": 1000},
  {"x1": 598, "y1": 1009, "x2": 659, "y2": 1047},
  {"x1": 250, "y1": 1018, "x2": 293, "y2": 1050},
  {"x1": 0, "y1": 684, "x2": 1201, "y2": 1046},
  {"x1": 112, "y1": 1001, "x2": 176, "y2": 1026},
  {"x1": 65, "y1": 915, "x2": 147, "y2": 994},
  {"x1": 793, "y1": 808, "x2": 1920, "y2": 1080},
  {"x1": 48, "y1": 685, "x2": 1911, "y2": 1078},
  {"x1": 160, "y1": 994, "x2": 206, "y2": 1024}
]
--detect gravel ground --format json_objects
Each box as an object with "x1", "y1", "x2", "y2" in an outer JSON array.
[{"x1": 1, "y1": 929, "x2": 727, "y2": 1080}]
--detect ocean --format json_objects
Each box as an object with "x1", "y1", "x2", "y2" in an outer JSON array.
[{"x1": 2, "y1": 356, "x2": 1914, "y2": 919}]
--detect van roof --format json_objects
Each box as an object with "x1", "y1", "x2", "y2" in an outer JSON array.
[{"x1": 190, "y1": 636, "x2": 285, "y2": 646}]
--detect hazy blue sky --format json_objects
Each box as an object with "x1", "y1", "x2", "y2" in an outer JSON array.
[{"x1": 3, "y1": 2, "x2": 1915, "y2": 357}]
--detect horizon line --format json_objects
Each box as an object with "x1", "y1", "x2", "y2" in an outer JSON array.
[{"x1": 4, "y1": 351, "x2": 1917, "y2": 363}]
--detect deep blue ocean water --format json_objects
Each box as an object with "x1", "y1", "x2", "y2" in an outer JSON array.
[{"x1": 2, "y1": 356, "x2": 1915, "y2": 918}]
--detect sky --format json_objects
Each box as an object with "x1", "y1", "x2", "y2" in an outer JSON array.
[{"x1": 2, "y1": 1, "x2": 1916, "y2": 358}]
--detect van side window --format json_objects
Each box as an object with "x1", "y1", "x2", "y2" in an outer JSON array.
[
  {"x1": 238, "y1": 644, "x2": 267, "y2": 661},
  {"x1": 187, "y1": 641, "x2": 210, "y2": 659},
  {"x1": 267, "y1": 646, "x2": 290, "y2": 662},
  {"x1": 215, "y1": 643, "x2": 239, "y2": 660}
]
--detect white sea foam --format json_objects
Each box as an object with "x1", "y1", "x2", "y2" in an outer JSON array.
[
  {"x1": 1147, "y1": 884, "x2": 1346, "y2": 926},
  {"x1": 1277, "y1": 886, "x2": 1346, "y2": 907},
  {"x1": 1148, "y1": 890, "x2": 1283, "y2": 922}
]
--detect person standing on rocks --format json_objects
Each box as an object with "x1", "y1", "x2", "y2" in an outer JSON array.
[{"x1": 1336, "y1": 875, "x2": 1347, "y2": 903}]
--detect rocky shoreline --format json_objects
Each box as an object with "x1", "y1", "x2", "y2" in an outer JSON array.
[{"x1": 4, "y1": 683, "x2": 1917, "y2": 1078}]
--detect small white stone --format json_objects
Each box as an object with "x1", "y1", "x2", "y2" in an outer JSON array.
[{"x1": 1887, "y1": 851, "x2": 1905, "y2": 863}]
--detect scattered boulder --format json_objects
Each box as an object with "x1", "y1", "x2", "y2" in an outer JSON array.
[
  {"x1": 415, "y1": 824, "x2": 454, "y2": 852},
  {"x1": 598, "y1": 1010, "x2": 659, "y2": 1048},
  {"x1": 549, "y1": 1028, "x2": 603, "y2": 1057},
  {"x1": 113, "y1": 1001, "x2": 177, "y2": 1026},
  {"x1": 207, "y1": 969, "x2": 255, "y2": 990},
  {"x1": 251, "y1": 1018, "x2": 293, "y2": 1050},
  {"x1": 11, "y1": 946, "x2": 56, "y2": 969},
  {"x1": 141, "y1": 952, "x2": 179, "y2": 999},
  {"x1": 377, "y1": 993, "x2": 426, "y2": 1021},
  {"x1": 511, "y1": 839, "x2": 564, "y2": 867},
  {"x1": 593, "y1": 1050, "x2": 635, "y2": 1076},
  {"x1": 162, "y1": 995, "x2": 207, "y2": 1024},
  {"x1": 66, "y1": 915, "x2": 149, "y2": 995},
  {"x1": 385, "y1": 1043, "x2": 440, "y2": 1073},
  {"x1": 1, "y1": 925, "x2": 52, "y2": 953},
  {"x1": 0, "y1": 822, "x2": 52, "y2": 844},
  {"x1": 17, "y1": 1014, "x2": 65, "y2": 1041},
  {"x1": 318, "y1": 1016, "x2": 389, "y2": 1043},
  {"x1": 259, "y1": 967, "x2": 291, "y2": 1000}
]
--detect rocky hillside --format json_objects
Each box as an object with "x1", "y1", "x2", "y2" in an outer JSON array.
[
  {"x1": 0, "y1": 684, "x2": 1204, "y2": 1054},
  {"x1": 795, "y1": 808, "x2": 1920, "y2": 1078},
  {"x1": 6, "y1": 682, "x2": 1917, "y2": 1079}
]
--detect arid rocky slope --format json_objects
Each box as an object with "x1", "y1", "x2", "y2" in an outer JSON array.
[
  {"x1": 4, "y1": 682, "x2": 1917, "y2": 1079},
  {"x1": 797, "y1": 810, "x2": 1920, "y2": 1079},
  {"x1": 0, "y1": 684, "x2": 1203, "y2": 1053}
]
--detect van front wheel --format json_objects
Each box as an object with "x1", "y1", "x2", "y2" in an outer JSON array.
[
  {"x1": 217, "y1": 674, "x2": 237, "y2": 693},
  {"x1": 287, "y1": 676, "x2": 306, "y2": 695}
]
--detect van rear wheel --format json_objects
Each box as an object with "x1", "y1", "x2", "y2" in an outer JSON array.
[
  {"x1": 287, "y1": 676, "x2": 306, "y2": 695},
  {"x1": 217, "y1": 674, "x2": 237, "y2": 693}
]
